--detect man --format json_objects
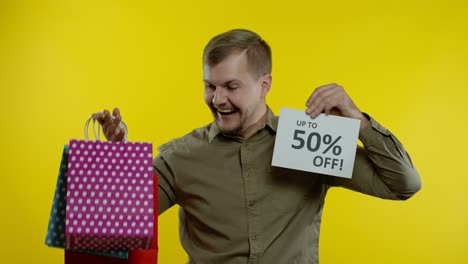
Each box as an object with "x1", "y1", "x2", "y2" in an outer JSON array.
[{"x1": 94, "y1": 29, "x2": 421, "y2": 264}]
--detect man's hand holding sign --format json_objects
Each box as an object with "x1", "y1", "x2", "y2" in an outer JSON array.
[
  {"x1": 304, "y1": 83, "x2": 369, "y2": 129},
  {"x1": 272, "y1": 83, "x2": 369, "y2": 178}
]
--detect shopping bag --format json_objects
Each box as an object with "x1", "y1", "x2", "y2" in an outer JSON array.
[
  {"x1": 127, "y1": 172, "x2": 158, "y2": 263},
  {"x1": 65, "y1": 117, "x2": 154, "y2": 250},
  {"x1": 45, "y1": 145, "x2": 128, "y2": 259},
  {"x1": 45, "y1": 145, "x2": 69, "y2": 248},
  {"x1": 66, "y1": 173, "x2": 159, "y2": 264},
  {"x1": 65, "y1": 251, "x2": 128, "y2": 264}
]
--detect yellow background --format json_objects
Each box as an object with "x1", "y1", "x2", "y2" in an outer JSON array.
[{"x1": 1, "y1": 0, "x2": 467, "y2": 263}]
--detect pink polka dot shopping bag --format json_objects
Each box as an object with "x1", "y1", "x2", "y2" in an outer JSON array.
[{"x1": 46, "y1": 117, "x2": 158, "y2": 263}]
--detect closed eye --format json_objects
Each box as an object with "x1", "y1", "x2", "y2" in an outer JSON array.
[
  {"x1": 226, "y1": 85, "x2": 239, "y2": 90},
  {"x1": 205, "y1": 83, "x2": 216, "y2": 90},
  {"x1": 225, "y1": 82, "x2": 241, "y2": 90}
]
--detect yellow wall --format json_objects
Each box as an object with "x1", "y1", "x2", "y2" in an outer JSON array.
[{"x1": 1, "y1": 0, "x2": 466, "y2": 263}]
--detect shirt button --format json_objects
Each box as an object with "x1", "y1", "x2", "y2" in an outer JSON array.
[
  {"x1": 252, "y1": 235, "x2": 257, "y2": 240},
  {"x1": 248, "y1": 200, "x2": 255, "y2": 207}
]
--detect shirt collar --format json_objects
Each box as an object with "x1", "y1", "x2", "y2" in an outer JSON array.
[{"x1": 208, "y1": 106, "x2": 278, "y2": 143}]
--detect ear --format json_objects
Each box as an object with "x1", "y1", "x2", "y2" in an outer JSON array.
[{"x1": 260, "y1": 74, "x2": 272, "y2": 98}]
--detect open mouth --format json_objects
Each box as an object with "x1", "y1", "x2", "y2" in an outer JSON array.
[{"x1": 217, "y1": 108, "x2": 238, "y2": 116}]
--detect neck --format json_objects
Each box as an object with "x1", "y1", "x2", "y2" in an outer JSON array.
[{"x1": 239, "y1": 105, "x2": 268, "y2": 139}]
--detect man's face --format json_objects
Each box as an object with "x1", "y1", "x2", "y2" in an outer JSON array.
[{"x1": 203, "y1": 51, "x2": 271, "y2": 136}]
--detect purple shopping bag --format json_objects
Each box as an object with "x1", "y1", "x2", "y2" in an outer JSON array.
[
  {"x1": 65, "y1": 117, "x2": 154, "y2": 251},
  {"x1": 45, "y1": 144, "x2": 129, "y2": 258}
]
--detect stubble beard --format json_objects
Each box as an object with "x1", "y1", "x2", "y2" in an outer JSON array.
[{"x1": 216, "y1": 117, "x2": 245, "y2": 137}]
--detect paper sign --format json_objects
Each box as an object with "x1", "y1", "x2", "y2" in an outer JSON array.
[{"x1": 272, "y1": 107, "x2": 360, "y2": 178}]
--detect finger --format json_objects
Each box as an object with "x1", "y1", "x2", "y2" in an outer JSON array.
[
  {"x1": 92, "y1": 111, "x2": 106, "y2": 125},
  {"x1": 103, "y1": 123, "x2": 122, "y2": 141},
  {"x1": 107, "y1": 126, "x2": 125, "y2": 142},
  {"x1": 112, "y1": 108, "x2": 126, "y2": 140},
  {"x1": 112, "y1": 115, "x2": 121, "y2": 128},
  {"x1": 305, "y1": 83, "x2": 338, "y2": 107},
  {"x1": 116, "y1": 128, "x2": 126, "y2": 141},
  {"x1": 329, "y1": 108, "x2": 342, "y2": 116},
  {"x1": 315, "y1": 85, "x2": 361, "y2": 119},
  {"x1": 323, "y1": 90, "x2": 346, "y2": 115},
  {"x1": 307, "y1": 100, "x2": 328, "y2": 118},
  {"x1": 308, "y1": 94, "x2": 340, "y2": 118},
  {"x1": 107, "y1": 128, "x2": 118, "y2": 141},
  {"x1": 112, "y1": 108, "x2": 122, "y2": 122},
  {"x1": 114, "y1": 122, "x2": 122, "y2": 137},
  {"x1": 103, "y1": 109, "x2": 113, "y2": 124},
  {"x1": 101, "y1": 110, "x2": 116, "y2": 138},
  {"x1": 324, "y1": 102, "x2": 334, "y2": 115},
  {"x1": 92, "y1": 112, "x2": 102, "y2": 121},
  {"x1": 306, "y1": 85, "x2": 340, "y2": 115}
]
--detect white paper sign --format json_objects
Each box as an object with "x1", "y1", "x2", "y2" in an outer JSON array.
[{"x1": 272, "y1": 107, "x2": 361, "y2": 178}]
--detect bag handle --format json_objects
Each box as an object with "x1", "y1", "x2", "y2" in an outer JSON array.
[{"x1": 84, "y1": 114, "x2": 128, "y2": 142}]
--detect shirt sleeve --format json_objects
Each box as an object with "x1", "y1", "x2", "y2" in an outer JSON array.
[
  {"x1": 327, "y1": 114, "x2": 422, "y2": 200},
  {"x1": 153, "y1": 149, "x2": 177, "y2": 215}
]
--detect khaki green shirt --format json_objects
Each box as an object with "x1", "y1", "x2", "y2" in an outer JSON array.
[{"x1": 154, "y1": 107, "x2": 421, "y2": 264}]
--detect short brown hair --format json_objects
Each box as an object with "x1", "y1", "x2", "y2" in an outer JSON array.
[{"x1": 203, "y1": 29, "x2": 272, "y2": 79}]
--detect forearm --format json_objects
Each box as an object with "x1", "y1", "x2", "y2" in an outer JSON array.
[
  {"x1": 158, "y1": 185, "x2": 175, "y2": 215},
  {"x1": 329, "y1": 115, "x2": 422, "y2": 200},
  {"x1": 154, "y1": 154, "x2": 177, "y2": 215}
]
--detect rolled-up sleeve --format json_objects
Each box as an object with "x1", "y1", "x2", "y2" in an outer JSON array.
[
  {"x1": 327, "y1": 114, "x2": 422, "y2": 200},
  {"x1": 153, "y1": 144, "x2": 177, "y2": 215}
]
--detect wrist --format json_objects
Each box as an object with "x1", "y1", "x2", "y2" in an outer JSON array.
[{"x1": 358, "y1": 112, "x2": 370, "y2": 130}]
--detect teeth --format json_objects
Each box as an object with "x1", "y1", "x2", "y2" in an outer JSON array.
[{"x1": 217, "y1": 109, "x2": 235, "y2": 113}]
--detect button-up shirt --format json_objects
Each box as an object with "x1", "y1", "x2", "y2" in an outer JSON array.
[{"x1": 154, "y1": 107, "x2": 421, "y2": 264}]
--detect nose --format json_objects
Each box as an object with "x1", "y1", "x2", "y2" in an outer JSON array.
[{"x1": 212, "y1": 87, "x2": 228, "y2": 107}]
